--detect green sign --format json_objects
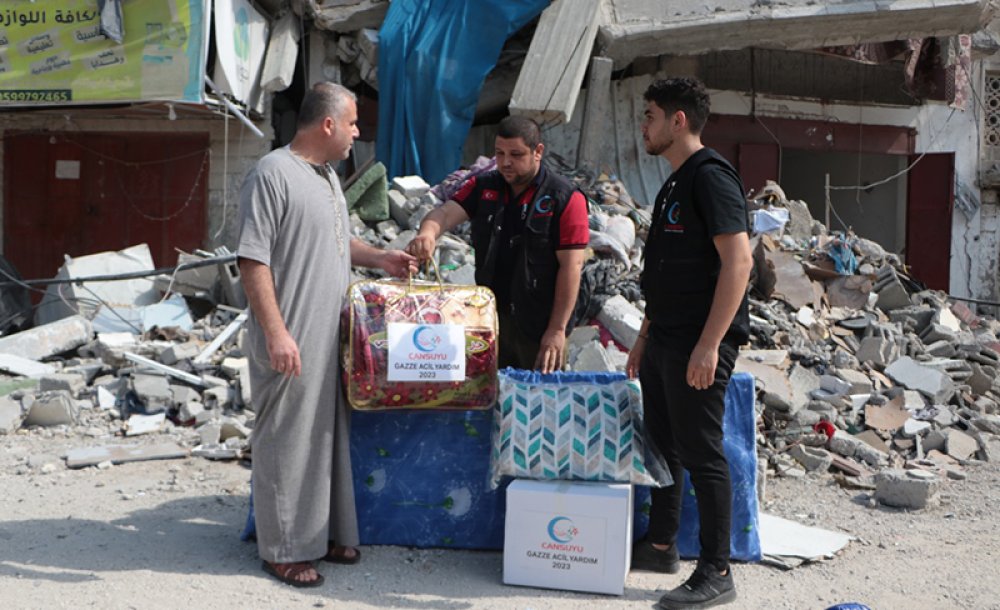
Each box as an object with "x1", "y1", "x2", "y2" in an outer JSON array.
[{"x1": 0, "y1": 0, "x2": 208, "y2": 105}]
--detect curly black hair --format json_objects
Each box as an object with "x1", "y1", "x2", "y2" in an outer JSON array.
[{"x1": 643, "y1": 77, "x2": 710, "y2": 134}]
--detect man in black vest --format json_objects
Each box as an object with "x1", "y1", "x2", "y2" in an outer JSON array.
[
  {"x1": 406, "y1": 116, "x2": 589, "y2": 373},
  {"x1": 626, "y1": 78, "x2": 752, "y2": 609}
]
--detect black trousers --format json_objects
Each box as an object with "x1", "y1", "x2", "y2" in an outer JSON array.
[
  {"x1": 639, "y1": 337, "x2": 738, "y2": 572},
  {"x1": 497, "y1": 309, "x2": 540, "y2": 370}
]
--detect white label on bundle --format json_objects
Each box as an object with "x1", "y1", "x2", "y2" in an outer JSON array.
[{"x1": 387, "y1": 322, "x2": 465, "y2": 382}]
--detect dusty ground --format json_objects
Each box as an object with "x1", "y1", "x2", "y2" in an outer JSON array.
[{"x1": 2, "y1": 429, "x2": 999, "y2": 610}]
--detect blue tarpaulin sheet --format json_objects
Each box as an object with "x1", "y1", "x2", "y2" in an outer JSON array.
[{"x1": 376, "y1": 0, "x2": 549, "y2": 184}]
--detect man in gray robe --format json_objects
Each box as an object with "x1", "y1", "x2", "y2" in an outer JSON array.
[{"x1": 238, "y1": 82, "x2": 416, "y2": 587}]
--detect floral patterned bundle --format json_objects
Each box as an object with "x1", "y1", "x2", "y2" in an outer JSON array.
[{"x1": 342, "y1": 278, "x2": 498, "y2": 410}]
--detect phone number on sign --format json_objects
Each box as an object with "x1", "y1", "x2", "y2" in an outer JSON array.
[{"x1": 0, "y1": 90, "x2": 72, "y2": 102}]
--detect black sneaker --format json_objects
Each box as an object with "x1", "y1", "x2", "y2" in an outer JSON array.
[
  {"x1": 631, "y1": 539, "x2": 680, "y2": 574},
  {"x1": 657, "y1": 562, "x2": 737, "y2": 609}
]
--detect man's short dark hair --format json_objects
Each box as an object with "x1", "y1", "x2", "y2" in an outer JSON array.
[
  {"x1": 643, "y1": 77, "x2": 711, "y2": 135},
  {"x1": 497, "y1": 115, "x2": 542, "y2": 149},
  {"x1": 298, "y1": 82, "x2": 357, "y2": 129}
]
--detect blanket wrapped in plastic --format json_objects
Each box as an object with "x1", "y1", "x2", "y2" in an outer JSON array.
[
  {"x1": 342, "y1": 278, "x2": 498, "y2": 410},
  {"x1": 489, "y1": 368, "x2": 671, "y2": 489}
]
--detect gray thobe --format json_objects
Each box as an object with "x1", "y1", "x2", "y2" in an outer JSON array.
[{"x1": 237, "y1": 146, "x2": 357, "y2": 563}]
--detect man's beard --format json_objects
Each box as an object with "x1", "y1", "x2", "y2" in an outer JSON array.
[{"x1": 645, "y1": 135, "x2": 672, "y2": 156}]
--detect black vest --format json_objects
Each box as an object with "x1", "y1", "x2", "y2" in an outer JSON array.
[
  {"x1": 641, "y1": 148, "x2": 750, "y2": 346},
  {"x1": 468, "y1": 167, "x2": 580, "y2": 341}
]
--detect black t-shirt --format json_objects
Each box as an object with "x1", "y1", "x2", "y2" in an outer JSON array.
[{"x1": 643, "y1": 147, "x2": 750, "y2": 347}]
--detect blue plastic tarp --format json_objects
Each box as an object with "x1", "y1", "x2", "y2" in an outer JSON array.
[
  {"x1": 376, "y1": 0, "x2": 549, "y2": 184},
  {"x1": 634, "y1": 371, "x2": 762, "y2": 562}
]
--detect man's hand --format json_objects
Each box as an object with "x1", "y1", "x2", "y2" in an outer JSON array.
[
  {"x1": 406, "y1": 234, "x2": 437, "y2": 262},
  {"x1": 267, "y1": 328, "x2": 301, "y2": 377},
  {"x1": 535, "y1": 328, "x2": 566, "y2": 374},
  {"x1": 686, "y1": 341, "x2": 718, "y2": 390},
  {"x1": 626, "y1": 337, "x2": 645, "y2": 379},
  {"x1": 380, "y1": 249, "x2": 418, "y2": 278}
]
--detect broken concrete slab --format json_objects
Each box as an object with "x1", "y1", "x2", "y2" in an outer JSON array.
[
  {"x1": 596, "y1": 0, "x2": 991, "y2": 67},
  {"x1": 192, "y1": 443, "x2": 240, "y2": 460},
  {"x1": 312, "y1": 0, "x2": 389, "y2": 33},
  {"x1": 596, "y1": 294, "x2": 642, "y2": 349},
  {"x1": 767, "y1": 249, "x2": 817, "y2": 310},
  {"x1": 789, "y1": 444, "x2": 833, "y2": 472},
  {"x1": 865, "y1": 399, "x2": 909, "y2": 432},
  {"x1": 885, "y1": 356, "x2": 955, "y2": 403},
  {"x1": 874, "y1": 266, "x2": 912, "y2": 312},
  {"x1": 65, "y1": 442, "x2": 189, "y2": 468},
  {"x1": 946, "y1": 429, "x2": 979, "y2": 461},
  {"x1": 0, "y1": 353, "x2": 57, "y2": 378},
  {"x1": 875, "y1": 469, "x2": 939, "y2": 510},
  {"x1": 833, "y1": 368, "x2": 872, "y2": 394},
  {"x1": 204, "y1": 386, "x2": 233, "y2": 410},
  {"x1": 570, "y1": 340, "x2": 617, "y2": 372},
  {"x1": 855, "y1": 335, "x2": 898, "y2": 368},
  {"x1": 509, "y1": 0, "x2": 602, "y2": 125},
  {"x1": 0, "y1": 395, "x2": 22, "y2": 433},
  {"x1": 854, "y1": 429, "x2": 890, "y2": 454},
  {"x1": 35, "y1": 244, "x2": 158, "y2": 325},
  {"x1": 902, "y1": 418, "x2": 932, "y2": 438},
  {"x1": 124, "y1": 412, "x2": 167, "y2": 436},
  {"x1": 219, "y1": 416, "x2": 250, "y2": 441},
  {"x1": 160, "y1": 342, "x2": 201, "y2": 366},
  {"x1": 0, "y1": 315, "x2": 93, "y2": 362},
  {"x1": 23, "y1": 391, "x2": 78, "y2": 427},
  {"x1": 131, "y1": 374, "x2": 172, "y2": 411},
  {"x1": 38, "y1": 373, "x2": 87, "y2": 396},
  {"x1": 390, "y1": 175, "x2": 430, "y2": 199}
]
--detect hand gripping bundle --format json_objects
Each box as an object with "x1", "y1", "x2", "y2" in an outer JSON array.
[{"x1": 342, "y1": 267, "x2": 498, "y2": 410}]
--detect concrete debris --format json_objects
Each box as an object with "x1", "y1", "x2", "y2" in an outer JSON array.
[
  {"x1": 0, "y1": 353, "x2": 57, "y2": 377},
  {"x1": 875, "y1": 469, "x2": 939, "y2": 510},
  {"x1": 0, "y1": 315, "x2": 93, "y2": 361},
  {"x1": 65, "y1": 442, "x2": 189, "y2": 469},
  {"x1": 0, "y1": 395, "x2": 22, "y2": 433},
  {"x1": 23, "y1": 391, "x2": 79, "y2": 427},
  {"x1": 0, "y1": 156, "x2": 995, "y2": 525}
]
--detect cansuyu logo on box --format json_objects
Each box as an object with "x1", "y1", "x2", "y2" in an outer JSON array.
[{"x1": 547, "y1": 516, "x2": 578, "y2": 543}]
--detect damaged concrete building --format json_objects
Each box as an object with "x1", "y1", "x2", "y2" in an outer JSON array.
[{"x1": 0, "y1": 0, "x2": 281, "y2": 284}]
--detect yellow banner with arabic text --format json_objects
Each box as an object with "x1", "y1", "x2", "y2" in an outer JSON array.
[{"x1": 0, "y1": 0, "x2": 208, "y2": 105}]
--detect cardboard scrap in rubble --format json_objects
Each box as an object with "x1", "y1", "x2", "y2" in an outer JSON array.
[{"x1": 865, "y1": 396, "x2": 910, "y2": 431}]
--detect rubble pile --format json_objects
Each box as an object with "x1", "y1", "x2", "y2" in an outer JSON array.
[
  {"x1": 350, "y1": 167, "x2": 1000, "y2": 510},
  {"x1": 0, "y1": 251, "x2": 256, "y2": 471},
  {"x1": 2, "y1": 164, "x2": 998, "y2": 512}
]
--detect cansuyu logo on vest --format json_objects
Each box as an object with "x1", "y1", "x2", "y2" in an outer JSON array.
[
  {"x1": 532, "y1": 195, "x2": 554, "y2": 218},
  {"x1": 663, "y1": 201, "x2": 684, "y2": 233}
]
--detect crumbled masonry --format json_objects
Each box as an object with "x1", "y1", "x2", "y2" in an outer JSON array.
[{"x1": 2, "y1": 169, "x2": 997, "y2": 513}]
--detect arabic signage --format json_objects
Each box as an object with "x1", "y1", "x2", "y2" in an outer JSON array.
[{"x1": 0, "y1": 0, "x2": 209, "y2": 106}]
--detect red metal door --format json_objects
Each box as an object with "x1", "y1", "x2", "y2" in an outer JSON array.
[
  {"x1": 3, "y1": 132, "x2": 208, "y2": 282},
  {"x1": 738, "y1": 142, "x2": 780, "y2": 198},
  {"x1": 905, "y1": 153, "x2": 954, "y2": 291}
]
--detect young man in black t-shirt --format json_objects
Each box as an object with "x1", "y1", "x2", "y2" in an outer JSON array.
[{"x1": 626, "y1": 77, "x2": 752, "y2": 609}]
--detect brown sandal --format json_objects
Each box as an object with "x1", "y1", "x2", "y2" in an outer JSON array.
[
  {"x1": 262, "y1": 560, "x2": 325, "y2": 587},
  {"x1": 322, "y1": 544, "x2": 361, "y2": 565}
]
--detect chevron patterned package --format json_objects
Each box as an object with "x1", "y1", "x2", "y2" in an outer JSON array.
[{"x1": 489, "y1": 369, "x2": 672, "y2": 489}]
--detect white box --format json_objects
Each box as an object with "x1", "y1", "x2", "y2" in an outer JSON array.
[{"x1": 503, "y1": 480, "x2": 633, "y2": 595}]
